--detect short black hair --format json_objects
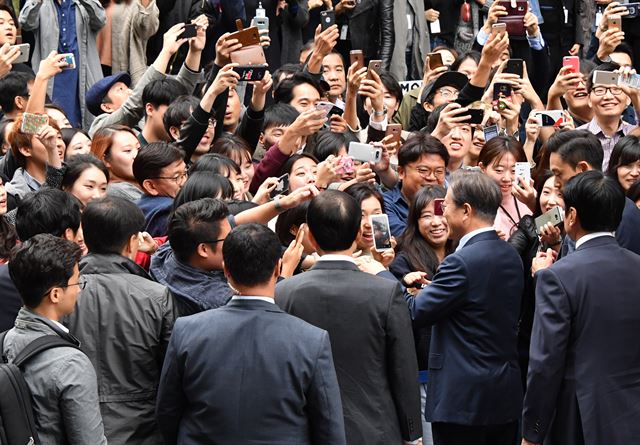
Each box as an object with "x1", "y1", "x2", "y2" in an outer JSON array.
[
  {"x1": 344, "y1": 183, "x2": 385, "y2": 212},
  {"x1": 142, "y1": 78, "x2": 188, "y2": 109},
  {"x1": 9, "y1": 234, "x2": 82, "y2": 309},
  {"x1": 163, "y1": 95, "x2": 200, "y2": 140},
  {"x1": 0, "y1": 4, "x2": 18, "y2": 24},
  {"x1": 275, "y1": 201, "x2": 309, "y2": 245},
  {"x1": 272, "y1": 63, "x2": 302, "y2": 91},
  {"x1": 82, "y1": 197, "x2": 145, "y2": 255},
  {"x1": 305, "y1": 130, "x2": 358, "y2": 162},
  {"x1": 379, "y1": 71, "x2": 403, "y2": 105},
  {"x1": 607, "y1": 135, "x2": 640, "y2": 181},
  {"x1": 226, "y1": 199, "x2": 258, "y2": 215},
  {"x1": 450, "y1": 50, "x2": 481, "y2": 73},
  {"x1": 612, "y1": 43, "x2": 634, "y2": 65},
  {"x1": 168, "y1": 198, "x2": 229, "y2": 262},
  {"x1": 15, "y1": 188, "x2": 81, "y2": 241},
  {"x1": 132, "y1": 142, "x2": 185, "y2": 186},
  {"x1": 546, "y1": 130, "x2": 604, "y2": 171},
  {"x1": 273, "y1": 72, "x2": 324, "y2": 105},
  {"x1": 449, "y1": 170, "x2": 502, "y2": 223},
  {"x1": 223, "y1": 223, "x2": 282, "y2": 286},
  {"x1": 262, "y1": 103, "x2": 300, "y2": 132},
  {"x1": 0, "y1": 72, "x2": 32, "y2": 114},
  {"x1": 173, "y1": 171, "x2": 234, "y2": 210},
  {"x1": 189, "y1": 153, "x2": 241, "y2": 176},
  {"x1": 398, "y1": 132, "x2": 450, "y2": 167},
  {"x1": 61, "y1": 154, "x2": 110, "y2": 191},
  {"x1": 563, "y1": 170, "x2": 625, "y2": 232},
  {"x1": 307, "y1": 190, "x2": 360, "y2": 251}
]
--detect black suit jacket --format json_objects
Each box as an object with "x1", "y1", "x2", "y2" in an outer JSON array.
[
  {"x1": 0, "y1": 264, "x2": 21, "y2": 332},
  {"x1": 411, "y1": 231, "x2": 524, "y2": 425},
  {"x1": 276, "y1": 260, "x2": 422, "y2": 444},
  {"x1": 156, "y1": 298, "x2": 346, "y2": 445},
  {"x1": 523, "y1": 236, "x2": 640, "y2": 445}
]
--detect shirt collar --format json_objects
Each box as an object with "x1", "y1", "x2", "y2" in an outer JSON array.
[
  {"x1": 230, "y1": 296, "x2": 275, "y2": 304},
  {"x1": 51, "y1": 319, "x2": 69, "y2": 333},
  {"x1": 456, "y1": 227, "x2": 495, "y2": 252},
  {"x1": 575, "y1": 232, "x2": 614, "y2": 250},
  {"x1": 316, "y1": 254, "x2": 356, "y2": 264},
  {"x1": 588, "y1": 118, "x2": 629, "y2": 137}
]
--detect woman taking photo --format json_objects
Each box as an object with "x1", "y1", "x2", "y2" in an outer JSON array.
[{"x1": 478, "y1": 136, "x2": 533, "y2": 239}]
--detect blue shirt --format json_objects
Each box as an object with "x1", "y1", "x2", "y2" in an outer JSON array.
[
  {"x1": 52, "y1": 0, "x2": 81, "y2": 127},
  {"x1": 383, "y1": 184, "x2": 410, "y2": 238}
]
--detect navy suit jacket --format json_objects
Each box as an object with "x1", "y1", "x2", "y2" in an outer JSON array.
[
  {"x1": 411, "y1": 230, "x2": 524, "y2": 425},
  {"x1": 523, "y1": 236, "x2": 640, "y2": 445},
  {"x1": 156, "y1": 298, "x2": 346, "y2": 445}
]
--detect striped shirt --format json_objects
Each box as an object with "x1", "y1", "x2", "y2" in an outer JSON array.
[{"x1": 578, "y1": 119, "x2": 636, "y2": 171}]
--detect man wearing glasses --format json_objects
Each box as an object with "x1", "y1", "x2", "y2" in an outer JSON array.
[
  {"x1": 578, "y1": 63, "x2": 638, "y2": 170},
  {"x1": 383, "y1": 132, "x2": 449, "y2": 236}
]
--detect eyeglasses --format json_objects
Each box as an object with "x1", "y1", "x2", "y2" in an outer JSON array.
[
  {"x1": 409, "y1": 166, "x2": 446, "y2": 178},
  {"x1": 42, "y1": 278, "x2": 87, "y2": 297},
  {"x1": 199, "y1": 238, "x2": 226, "y2": 245},
  {"x1": 435, "y1": 88, "x2": 459, "y2": 99},
  {"x1": 591, "y1": 86, "x2": 624, "y2": 96},
  {"x1": 152, "y1": 172, "x2": 188, "y2": 183}
]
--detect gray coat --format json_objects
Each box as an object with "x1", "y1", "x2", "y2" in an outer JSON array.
[
  {"x1": 390, "y1": 0, "x2": 430, "y2": 82},
  {"x1": 3, "y1": 308, "x2": 107, "y2": 445},
  {"x1": 19, "y1": 0, "x2": 106, "y2": 129},
  {"x1": 64, "y1": 253, "x2": 177, "y2": 445}
]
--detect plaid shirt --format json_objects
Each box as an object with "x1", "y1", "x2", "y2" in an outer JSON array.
[{"x1": 578, "y1": 119, "x2": 636, "y2": 171}]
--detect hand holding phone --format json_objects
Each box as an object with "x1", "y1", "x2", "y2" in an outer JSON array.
[
  {"x1": 270, "y1": 173, "x2": 290, "y2": 198},
  {"x1": 493, "y1": 83, "x2": 512, "y2": 110},
  {"x1": 504, "y1": 59, "x2": 524, "y2": 77},
  {"x1": 370, "y1": 214, "x2": 393, "y2": 252},
  {"x1": 428, "y1": 52, "x2": 444, "y2": 70},
  {"x1": 366, "y1": 60, "x2": 382, "y2": 80},
  {"x1": 320, "y1": 10, "x2": 336, "y2": 31},
  {"x1": 349, "y1": 50, "x2": 364, "y2": 71},
  {"x1": 181, "y1": 23, "x2": 198, "y2": 39},
  {"x1": 21, "y1": 113, "x2": 49, "y2": 135},
  {"x1": 515, "y1": 162, "x2": 531, "y2": 183}
]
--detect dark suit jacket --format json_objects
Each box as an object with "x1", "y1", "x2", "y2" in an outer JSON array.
[
  {"x1": 276, "y1": 260, "x2": 422, "y2": 444},
  {"x1": 522, "y1": 236, "x2": 640, "y2": 445},
  {"x1": 412, "y1": 230, "x2": 524, "y2": 425},
  {"x1": 156, "y1": 298, "x2": 346, "y2": 445},
  {"x1": 0, "y1": 264, "x2": 21, "y2": 332}
]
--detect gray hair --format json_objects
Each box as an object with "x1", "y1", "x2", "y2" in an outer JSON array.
[{"x1": 449, "y1": 170, "x2": 502, "y2": 223}]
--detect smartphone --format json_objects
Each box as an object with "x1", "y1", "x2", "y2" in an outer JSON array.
[
  {"x1": 349, "y1": 50, "x2": 364, "y2": 71},
  {"x1": 336, "y1": 156, "x2": 355, "y2": 175},
  {"x1": 182, "y1": 23, "x2": 198, "y2": 39},
  {"x1": 493, "y1": 82, "x2": 512, "y2": 110},
  {"x1": 491, "y1": 23, "x2": 507, "y2": 37},
  {"x1": 462, "y1": 108, "x2": 484, "y2": 125},
  {"x1": 315, "y1": 101, "x2": 334, "y2": 119},
  {"x1": 254, "y1": 16, "x2": 269, "y2": 32},
  {"x1": 626, "y1": 3, "x2": 640, "y2": 18},
  {"x1": 515, "y1": 162, "x2": 531, "y2": 183},
  {"x1": 534, "y1": 206, "x2": 565, "y2": 234},
  {"x1": 270, "y1": 173, "x2": 289, "y2": 198},
  {"x1": 370, "y1": 214, "x2": 393, "y2": 252},
  {"x1": 232, "y1": 65, "x2": 267, "y2": 82},
  {"x1": 608, "y1": 15, "x2": 622, "y2": 32},
  {"x1": 562, "y1": 56, "x2": 580, "y2": 74},
  {"x1": 230, "y1": 45, "x2": 267, "y2": 65},
  {"x1": 59, "y1": 53, "x2": 76, "y2": 70},
  {"x1": 535, "y1": 110, "x2": 564, "y2": 127},
  {"x1": 11, "y1": 43, "x2": 30, "y2": 64},
  {"x1": 504, "y1": 59, "x2": 524, "y2": 77},
  {"x1": 366, "y1": 59, "x2": 382, "y2": 80},
  {"x1": 348, "y1": 141, "x2": 382, "y2": 164},
  {"x1": 592, "y1": 70, "x2": 619, "y2": 86},
  {"x1": 483, "y1": 124, "x2": 499, "y2": 142},
  {"x1": 497, "y1": 0, "x2": 528, "y2": 36},
  {"x1": 320, "y1": 10, "x2": 335, "y2": 31},
  {"x1": 228, "y1": 21, "x2": 261, "y2": 48},
  {"x1": 386, "y1": 124, "x2": 402, "y2": 145},
  {"x1": 433, "y1": 198, "x2": 445, "y2": 216},
  {"x1": 20, "y1": 112, "x2": 49, "y2": 135},
  {"x1": 428, "y1": 52, "x2": 444, "y2": 70}
]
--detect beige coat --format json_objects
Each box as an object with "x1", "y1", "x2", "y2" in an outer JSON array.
[{"x1": 111, "y1": 0, "x2": 159, "y2": 86}]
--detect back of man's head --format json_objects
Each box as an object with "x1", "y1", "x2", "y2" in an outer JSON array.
[
  {"x1": 163, "y1": 95, "x2": 200, "y2": 140},
  {"x1": 564, "y1": 171, "x2": 625, "y2": 233},
  {"x1": 168, "y1": 198, "x2": 229, "y2": 263},
  {"x1": 16, "y1": 188, "x2": 81, "y2": 241},
  {"x1": 0, "y1": 72, "x2": 32, "y2": 114},
  {"x1": 142, "y1": 78, "x2": 188, "y2": 110},
  {"x1": 449, "y1": 170, "x2": 501, "y2": 223},
  {"x1": 307, "y1": 190, "x2": 360, "y2": 252},
  {"x1": 82, "y1": 196, "x2": 145, "y2": 255},
  {"x1": 222, "y1": 223, "x2": 282, "y2": 287},
  {"x1": 546, "y1": 130, "x2": 604, "y2": 171},
  {"x1": 9, "y1": 233, "x2": 82, "y2": 310}
]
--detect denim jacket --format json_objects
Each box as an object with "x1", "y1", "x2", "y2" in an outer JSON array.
[{"x1": 2, "y1": 308, "x2": 107, "y2": 445}]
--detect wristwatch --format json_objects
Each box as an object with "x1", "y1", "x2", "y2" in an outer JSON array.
[{"x1": 372, "y1": 107, "x2": 388, "y2": 117}]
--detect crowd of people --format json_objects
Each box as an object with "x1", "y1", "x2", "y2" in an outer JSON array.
[{"x1": 0, "y1": 0, "x2": 640, "y2": 444}]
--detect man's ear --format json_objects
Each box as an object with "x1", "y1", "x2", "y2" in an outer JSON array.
[
  {"x1": 169, "y1": 126, "x2": 180, "y2": 141},
  {"x1": 62, "y1": 228, "x2": 77, "y2": 242},
  {"x1": 397, "y1": 165, "x2": 406, "y2": 181},
  {"x1": 144, "y1": 103, "x2": 154, "y2": 117},
  {"x1": 423, "y1": 102, "x2": 434, "y2": 112},
  {"x1": 100, "y1": 101, "x2": 115, "y2": 114},
  {"x1": 258, "y1": 132, "x2": 264, "y2": 145},
  {"x1": 196, "y1": 242, "x2": 210, "y2": 259},
  {"x1": 142, "y1": 179, "x2": 160, "y2": 196},
  {"x1": 18, "y1": 145, "x2": 31, "y2": 159},
  {"x1": 576, "y1": 161, "x2": 591, "y2": 173},
  {"x1": 14, "y1": 95, "x2": 26, "y2": 111},
  {"x1": 275, "y1": 258, "x2": 283, "y2": 279},
  {"x1": 478, "y1": 162, "x2": 486, "y2": 173},
  {"x1": 306, "y1": 227, "x2": 320, "y2": 252}
]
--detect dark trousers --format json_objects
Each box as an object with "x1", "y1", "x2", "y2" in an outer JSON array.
[{"x1": 432, "y1": 421, "x2": 518, "y2": 445}]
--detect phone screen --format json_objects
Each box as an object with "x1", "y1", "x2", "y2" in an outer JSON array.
[
  {"x1": 433, "y1": 199, "x2": 445, "y2": 216},
  {"x1": 270, "y1": 174, "x2": 289, "y2": 198},
  {"x1": 370, "y1": 214, "x2": 392, "y2": 251},
  {"x1": 182, "y1": 23, "x2": 198, "y2": 39}
]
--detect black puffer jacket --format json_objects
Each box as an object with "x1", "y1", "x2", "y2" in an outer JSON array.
[{"x1": 64, "y1": 253, "x2": 177, "y2": 445}]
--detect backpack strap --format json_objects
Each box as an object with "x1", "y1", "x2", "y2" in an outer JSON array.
[
  {"x1": 11, "y1": 335, "x2": 80, "y2": 369},
  {"x1": 0, "y1": 330, "x2": 8, "y2": 363}
]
